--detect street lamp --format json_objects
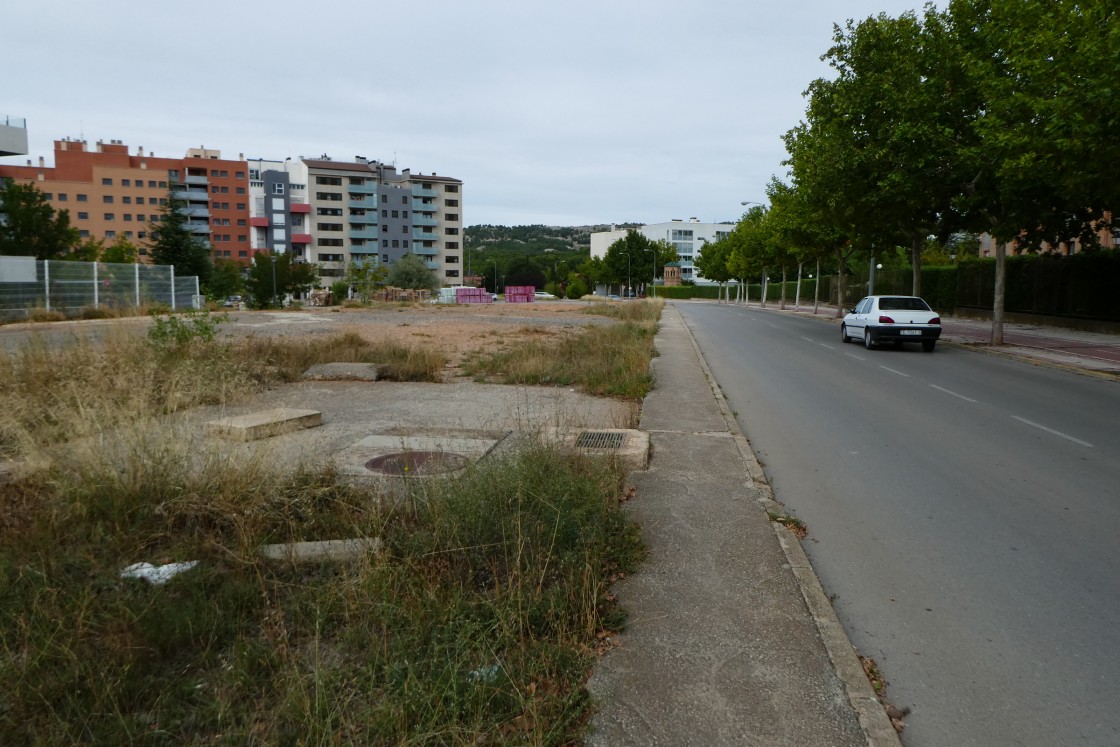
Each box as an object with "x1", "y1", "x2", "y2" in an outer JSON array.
[{"x1": 643, "y1": 246, "x2": 656, "y2": 297}]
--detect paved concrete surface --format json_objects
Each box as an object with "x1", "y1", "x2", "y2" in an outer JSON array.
[{"x1": 587, "y1": 304, "x2": 899, "y2": 747}]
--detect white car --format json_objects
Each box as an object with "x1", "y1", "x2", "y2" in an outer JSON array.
[
  {"x1": 534, "y1": 291, "x2": 557, "y2": 300},
  {"x1": 841, "y1": 295, "x2": 942, "y2": 352}
]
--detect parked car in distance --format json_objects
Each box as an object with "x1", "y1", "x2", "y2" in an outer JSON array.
[
  {"x1": 534, "y1": 291, "x2": 557, "y2": 300},
  {"x1": 222, "y1": 295, "x2": 242, "y2": 308},
  {"x1": 841, "y1": 295, "x2": 941, "y2": 352},
  {"x1": 605, "y1": 294, "x2": 621, "y2": 301}
]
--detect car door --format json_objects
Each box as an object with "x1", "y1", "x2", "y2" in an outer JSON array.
[{"x1": 847, "y1": 297, "x2": 872, "y2": 335}]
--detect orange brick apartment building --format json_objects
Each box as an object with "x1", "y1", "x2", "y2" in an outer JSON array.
[{"x1": 0, "y1": 139, "x2": 251, "y2": 262}]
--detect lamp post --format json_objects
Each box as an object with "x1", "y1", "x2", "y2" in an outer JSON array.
[
  {"x1": 491, "y1": 259, "x2": 498, "y2": 295},
  {"x1": 643, "y1": 247, "x2": 656, "y2": 297},
  {"x1": 270, "y1": 254, "x2": 278, "y2": 308}
]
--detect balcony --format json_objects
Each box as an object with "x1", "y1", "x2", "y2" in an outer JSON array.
[
  {"x1": 183, "y1": 206, "x2": 210, "y2": 218},
  {"x1": 292, "y1": 233, "x2": 312, "y2": 244},
  {"x1": 184, "y1": 174, "x2": 208, "y2": 186},
  {"x1": 172, "y1": 188, "x2": 209, "y2": 203},
  {"x1": 350, "y1": 246, "x2": 379, "y2": 256},
  {"x1": 412, "y1": 228, "x2": 437, "y2": 241},
  {"x1": 412, "y1": 186, "x2": 438, "y2": 198},
  {"x1": 348, "y1": 196, "x2": 376, "y2": 209},
  {"x1": 290, "y1": 202, "x2": 311, "y2": 213},
  {"x1": 186, "y1": 222, "x2": 210, "y2": 234},
  {"x1": 348, "y1": 182, "x2": 377, "y2": 195},
  {"x1": 424, "y1": 260, "x2": 439, "y2": 270},
  {"x1": 249, "y1": 216, "x2": 269, "y2": 227},
  {"x1": 349, "y1": 227, "x2": 379, "y2": 240},
  {"x1": 413, "y1": 245, "x2": 438, "y2": 256},
  {"x1": 349, "y1": 212, "x2": 378, "y2": 225},
  {"x1": 413, "y1": 201, "x2": 437, "y2": 213},
  {"x1": 412, "y1": 215, "x2": 438, "y2": 227}
]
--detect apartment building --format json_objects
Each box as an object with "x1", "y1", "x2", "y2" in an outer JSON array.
[
  {"x1": 590, "y1": 218, "x2": 733, "y2": 284},
  {"x1": 246, "y1": 158, "x2": 312, "y2": 261},
  {"x1": 0, "y1": 139, "x2": 250, "y2": 262}
]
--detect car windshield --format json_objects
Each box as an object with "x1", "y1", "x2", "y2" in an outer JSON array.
[{"x1": 879, "y1": 297, "x2": 931, "y2": 311}]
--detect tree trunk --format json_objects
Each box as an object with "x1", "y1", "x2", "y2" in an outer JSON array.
[
  {"x1": 780, "y1": 266, "x2": 788, "y2": 309},
  {"x1": 761, "y1": 270, "x2": 768, "y2": 309},
  {"x1": 835, "y1": 251, "x2": 846, "y2": 318},
  {"x1": 795, "y1": 261, "x2": 803, "y2": 310},
  {"x1": 992, "y1": 241, "x2": 1006, "y2": 345},
  {"x1": 813, "y1": 258, "x2": 820, "y2": 314},
  {"x1": 911, "y1": 235, "x2": 923, "y2": 297}
]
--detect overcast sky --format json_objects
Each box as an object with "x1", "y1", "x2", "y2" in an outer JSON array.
[{"x1": 5, "y1": 0, "x2": 930, "y2": 226}]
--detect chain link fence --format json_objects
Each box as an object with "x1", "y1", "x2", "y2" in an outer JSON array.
[{"x1": 0, "y1": 256, "x2": 200, "y2": 320}]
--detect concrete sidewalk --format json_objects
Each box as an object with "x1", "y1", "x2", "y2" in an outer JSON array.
[{"x1": 587, "y1": 305, "x2": 900, "y2": 746}]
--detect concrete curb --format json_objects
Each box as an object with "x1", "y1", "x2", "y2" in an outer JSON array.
[{"x1": 674, "y1": 304, "x2": 902, "y2": 747}]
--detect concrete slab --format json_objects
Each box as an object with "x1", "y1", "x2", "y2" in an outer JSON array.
[
  {"x1": 259, "y1": 537, "x2": 381, "y2": 564},
  {"x1": 333, "y1": 430, "x2": 506, "y2": 479},
  {"x1": 205, "y1": 408, "x2": 322, "y2": 441},
  {"x1": 542, "y1": 427, "x2": 650, "y2": 472},
  {"x1": 301, "y1": 362, "x2": 383, "y2": 381}
]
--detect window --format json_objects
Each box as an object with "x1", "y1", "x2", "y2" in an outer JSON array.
[
  {"x1": 149, "y1": 180, "x2": 158, "y2": 188},
  {"x1": 317, "y1": 253, "x2": 344, "y2": 262},
  {"x1": 402, "y1": 240, "x2": 409, "y2": 248},
  {"x1": 382, "y1": 254, "x2": 389, "y2": 262},
  {"x1": 149, "y1": 197, "x2": 159, "y2": 204},
  {"x1": 235, "y1": 171, "x2": 245, "y2": 179},
  {"x1": 102, "y1": 178, "x2": 112, "y2": 186},
  {"x1": 104, "y1": 213, "x2": 115, "y2": 221},
  {"x1": 382, "y1": 209, "x2": 388, "y2": 217},
  {"x1": 222, "y1": 186, "x2": 231, "y2": 194},
  {"x1": 671, "y1": 229, "x2": 694, "y2": 241},
  {"x1": 77, "y1": 211, "x2": 89, "y2": 220},
  {"x1": 43, "y1": 193, "x2": 53, "y2": 200},
  {"x1": 159, "y1": 181, "x2": 167, "y2": 188},
  {"x1": 381, "y1": 194, "x2": 388, "y2": 204},
  {"x1": 168, "y1": 170, "x2": 180, "y2": 180},
  {"x1": 445, "y1": 199, "x2": 458, "y2": 207},
  {"x1": 317, "y1": 238, "x2": 344, "y2": 247},
  {"x1": 103, "y1": 195, "x2": 114, "y2": 203},
  {"x1": 220, "y1": 170, "x2": 228, "y2": 178},
  {"x1": 382, "y1": 240, "x2": 389, "y2": 248},
  {"x1": 445, "y1": 227, "x2": 459, "y2": 236},
  {"x1": 272, "y1": 213, "x2": 285, "y2": 226},
  {"x1": 273, "y1": 228, "x2": 286, "y2": 241},
  {"x1": 273, "y1": 183, "x2": 285, "y2": 195},
  {"x1": 138, "y1": 232, "x2": 146, "y2": 239},
  {"x1": 77, "y1": 194, "x2": 88, "y2": 202},
  {"x1": 105, "y1": 230, "x2": 116, "y2": 238},
  {"x1": 290, "y1": 216, "x2": 302, "y2": 227},
  {"x1": 402, "y1": 210, "x2": 408, "y2": 219},
  {"x1": 123, "y1": 196, "x2": 131, "y2": 204},
  {"x1": 401, "y1": 225, "x2": 408, "y2": 233},
  {"x1": 124, "y1": 214, "x2": 132, "y2": 222},
  {"x1": 391, "y1": 240, "x2": 399, "y2": 248},
  {"x1": 317, "y1": 207, "x2": 343, "y2": 216},
  {"x1": 237, "y1": 234, "x2": 247, "y2": 242},
  {"x1": 237, "y1": 219, "x2": 247, "y2": 226},
  {"x1": 316, "y1": 192, "x2": 342, "y2": 201},
  {"x1": 402, "y1": 195, "x2": 408, "y2": 204},
  {"x1": 391, "y1": 210, "x2": 399, "y2": 218},
  {"x1": 122, "y1": 179, "x2": 131, "y2": 187},
  {"x1": 58, "y1": 193, "x2": 68, "y2": 202},
  {"x1": 79, "y1": 229, "x2": 90, "y2": 237},
  {"x1": 445, "y1": 185, "x2": 458, "y2": 193},
  {"x1": 446, "y1": 213, "x2": 459, "y2": 221},
  {"x1": 210, "y1": 169, "x2": 219, "y2": 177},
  {"x1": 447, "y1": 241, "x2": 459, "y2": 249},
  {"x1": 249, "y1": 169, "x2": 260, "y2": 180},
  {"x1": 211, "y1": 186, "x2": 219, "y2": 193},
  {"x1": 317, "y1": 223, "x2": 343, "y2": 232},
  {"x1": 315, "y1": 176, "x2": 342, "y2": 186},
  {"x1": 237, "y1": 203, "x2": 246, "y2": 210},
  {"x1": 445, "y1": 270, "x2": 460, "y2": 278},
  {"x1": 239, "y1": 250, "x2": 248, "y2": 258},
  {"x1": 446, "y1": 255, "x2": 459, "y2": 263}
]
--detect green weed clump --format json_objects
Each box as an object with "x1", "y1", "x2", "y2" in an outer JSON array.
[
  {"x1": 463, "y1": 320, "x2": 658, "y2": 399},
  {"x1": 233, "y1": 331, "x2": 447, "y2": 382},
  {"x1": 585, "y1": 297, "x2": 664, "y2": 323},
  {"x1": 0, "y1": 440, "x2": 643, "y2": 745}
]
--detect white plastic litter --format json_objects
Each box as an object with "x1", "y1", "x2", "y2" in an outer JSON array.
[{"x1": 120, "y1": 561, "x2": 200, "y2": 585}]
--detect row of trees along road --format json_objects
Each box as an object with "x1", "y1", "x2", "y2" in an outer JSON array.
[{"x1": 716, "y1": 0, "x2": 1118, "y2": 344}]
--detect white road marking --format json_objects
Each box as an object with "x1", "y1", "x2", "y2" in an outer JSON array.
[
  {"x1": 801, "y1": 336, "x2": 815, "y2": 342},
  {"x1": 879, "y1": 366, "x2": 909, "y2": 377},
  {"x1": 1011, "y1": 416, "x2": 1094, "y2": 448},
  {"x1": 844, "y1": 353, "x2": 866, "y2": 361},
  {"x1": 929, "y1": 384, "x2": 978, "y2": 403},
  {"x1": 818, "y1": 343, "x2": 836, "y2": 350}
]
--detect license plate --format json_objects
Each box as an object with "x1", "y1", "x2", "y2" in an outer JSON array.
[{"x1": 900, "y1": 329, "x2": 921, "y2": 336}]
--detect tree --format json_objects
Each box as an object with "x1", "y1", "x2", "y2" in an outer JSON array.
[
  {"x1": 64, "y1": 236, "x2": 104, "y2": 262},
  {"x1": 604, "y1": 230, "x2": 662, "y2": 294},
  {"x1": 206, "y1": 258, "x2": 245, "y2": 301},
  {"x1": 386, "y1": 253, "x2": 439, "y2": 292},
  {"x1": 693, "y1": 236, "x2": 734, "y2": 299},
  {"x1": 0, "y1": 178, "x2": 80, "y2": 259},
  {"x1": 101, "y1": 235, "x2": 140, "y2": 264},
  {"x1": 346, "y1": 258, "x2": 388, "y2": 301},
  {"x1": 148, "y1": 189, "x2": 212, "y2": 287},
  {"x1": 245, "y1": 252, "x2": 318, "y2": 308}
]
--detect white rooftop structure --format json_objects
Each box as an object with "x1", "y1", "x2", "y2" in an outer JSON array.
[{"x1": 590, "y1": 218, "x2": 735, "y2": 284}]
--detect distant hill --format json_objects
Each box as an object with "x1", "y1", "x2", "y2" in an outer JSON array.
[{"x1": 465, "y1": 223, "x2": 641, "y2": 253}]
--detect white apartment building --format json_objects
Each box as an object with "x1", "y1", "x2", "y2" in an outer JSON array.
[
  {"x1": 590, "y1": 218, "x2": 734, "y2": 284},
  {"x1": 248, "y1": 155, "x2": 463, "y2": 286}
]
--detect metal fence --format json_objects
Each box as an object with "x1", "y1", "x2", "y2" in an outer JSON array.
[{"x1": 0, "y1": 256, "x2": 200, "y2": 320}]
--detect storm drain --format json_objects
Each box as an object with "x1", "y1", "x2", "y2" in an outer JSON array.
[
  {"x1": 575, "y1": 431, "x2": 626, "y2": 449},
  {"x1": 365, "y1": 451, "x2": 471, "y2": 476}
]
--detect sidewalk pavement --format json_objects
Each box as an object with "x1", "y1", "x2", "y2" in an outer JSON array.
[{"x1": 586, "y1": 304, "x2": 901, "y2": 747}]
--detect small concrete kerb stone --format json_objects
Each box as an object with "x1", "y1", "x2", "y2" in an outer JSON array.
[
  {"x1": 259, "y1": 538, "x2": 382, "y2": 564},
  {"x1": 543, "y1": 428, "x2": 650, "y2": 472},
  {"x1": 302, "y1": 362, "x2": 383, "y2": 381},
  {"x1": 206, "y1": 408, "x2": 322, "y2": 441}
]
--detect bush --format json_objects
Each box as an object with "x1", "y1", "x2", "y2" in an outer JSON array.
[{"x1": 330, "y1": 281, "x2": 350, "y2": 305}]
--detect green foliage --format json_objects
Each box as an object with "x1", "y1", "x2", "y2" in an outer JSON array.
[
  {"x1": 345, "y1": 258, "x2": 388, "y2": 301},
  {"x1": 0, "y1": 178, "x2": 80, "y2": 259},
  {"x1": 386, "y1": 253, "x2": 440, "y2": 292},
  {"x1": 245, "y1": 252, "x2": 318, "y2": 308},
  {"x1": 329, "y1": 280, "x2": 349, "y2": 304},
  {"x1": 101, "y1": 235, "x2": 140, "y2": 264},
  {"x1": 148, "y1": 189, "x2": 212, "y2": 285},
  {"x1": 146, "y1": 307, "x2": 228, "y2": 353},
  {"x1": 603, "y1": 231, "x2": 664, "y2": 292},
  {"x1": 206, "y1": 258, "x2": 245, "y2": 301},
  {"x1": 565, "y1": 277, "x2": 588, "y2": 299}
]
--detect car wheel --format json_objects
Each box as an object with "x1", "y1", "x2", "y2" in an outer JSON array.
[
  {"x1": 922, "y1": 340, "x2": 936, "y2": 352},
  {"x1": 841, "y1": 324, "x2": 851, "y2": 343},
  {"x1": 864, "y1": 328, "x2": 875, "y2": 349}
]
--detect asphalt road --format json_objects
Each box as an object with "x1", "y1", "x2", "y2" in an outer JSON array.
[{"x1": 677, "y1": 301, "x2": 1120, "y2": 747}]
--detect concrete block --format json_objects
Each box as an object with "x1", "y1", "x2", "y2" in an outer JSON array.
[
  {"x1": 301, "y1": 362, "x2": 383, "y2": 381},
  {"x1": 206, "y1": 408, "x2": 322, "y2": 441},
  {"x1": 543, "y1": 428, "x2": 650, "y2": 472},
  {"x1": 259, "y1": 537, "x2": 382, "y2": 564}
]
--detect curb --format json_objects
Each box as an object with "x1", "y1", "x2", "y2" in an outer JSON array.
[{"x1": 671, "y1": 304, "x2": 902, "y2": 747}]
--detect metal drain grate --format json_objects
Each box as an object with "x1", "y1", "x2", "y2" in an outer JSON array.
[{"x1": 575, "y1": 431, "x2": 626, "y2": 449}]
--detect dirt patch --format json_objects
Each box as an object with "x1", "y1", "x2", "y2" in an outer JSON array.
[{"x1": 223, "y1": 301, "x2": 609, "y2": 380}]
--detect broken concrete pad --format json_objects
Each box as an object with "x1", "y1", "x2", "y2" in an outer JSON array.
[
  {"x1": 206, "y1": 408, "x2": 322, "y2": 441},
  {"x1": 259, "y1": 537, "x2": 382, "y2": 564},
  {"x1": 301, "y1": 362, "x2": 383, "y2": 381},
  {"x1": 334, "y1": 431, "x2": 506, "y2": 478}
]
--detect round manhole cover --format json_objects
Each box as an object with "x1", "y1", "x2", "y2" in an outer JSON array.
[{"x1": 364, "y1": 451, "x2": 471, "y2": 476}]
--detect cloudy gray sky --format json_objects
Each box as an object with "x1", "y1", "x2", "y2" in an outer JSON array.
[{"x1": 5, "y1": 0, "x2": 929, "y2": 226}]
